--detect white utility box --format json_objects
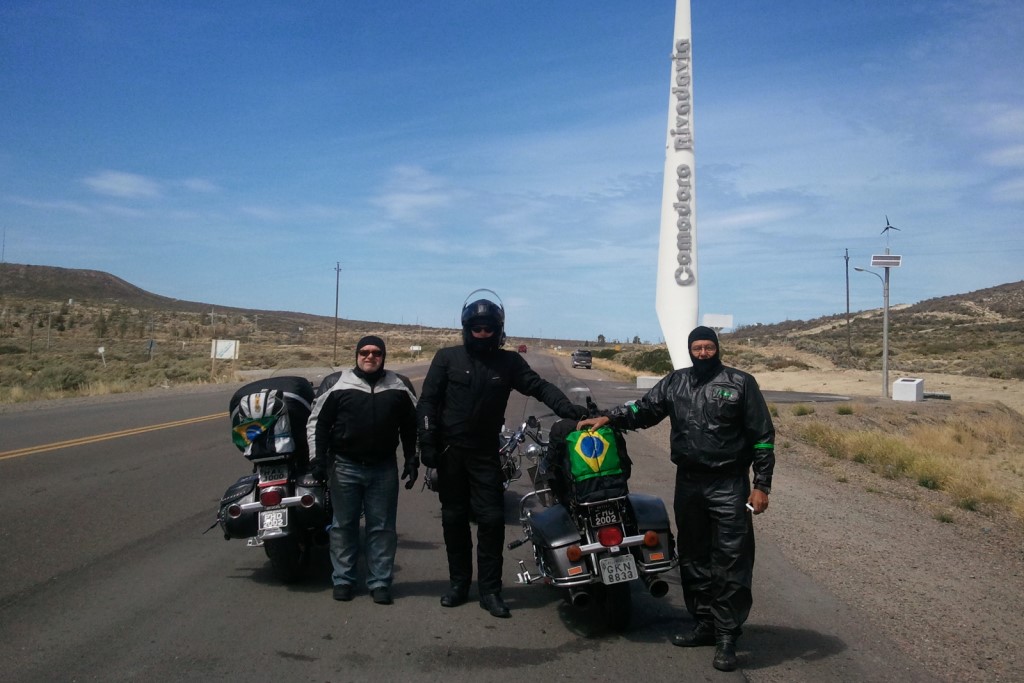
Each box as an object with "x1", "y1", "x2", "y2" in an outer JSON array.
[
  {"x1": 892, "y1": 377, "x2": 924, "y2": 402},
  {"x1": 637, "y1": 375, "x2": 661, "y2": 390}
]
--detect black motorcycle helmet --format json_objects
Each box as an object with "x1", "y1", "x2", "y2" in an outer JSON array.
[{"x1": 461, "y1": 294, "x2": 505, "y2": 352}]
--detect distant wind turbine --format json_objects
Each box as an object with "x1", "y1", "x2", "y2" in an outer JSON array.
[{"x1": 881, "y1": 215, "x2": 900, "y2": 249}]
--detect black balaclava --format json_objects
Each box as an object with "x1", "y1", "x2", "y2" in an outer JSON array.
[
  {"x1": 687, "y1": 325, "x2": 723, "y2": 385},
  {"x1": 354, "y1": 335, "x2": 386, "y2": 384},
  {"x1": 463, "y1": 318, "x2": 503, "y2": 354}
]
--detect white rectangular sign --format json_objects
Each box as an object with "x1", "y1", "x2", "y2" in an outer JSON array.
[{"x1": 211, "y1": 339, "x2": 239, "y2": 359}]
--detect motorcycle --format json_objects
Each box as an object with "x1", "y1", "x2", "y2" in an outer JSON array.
[
  {"x1": 214, "y1": 376, "x2": 331, "y2": 583},
  {"x1": 506, "y1": 413, "x2": 678, "y2": 631}
]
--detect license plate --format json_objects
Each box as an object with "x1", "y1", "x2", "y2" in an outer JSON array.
[
  {"x1": 258, "y1": 463, "x2": 289, "y2": 484},
  {"x1": 258, "y1": 508, "x2": 287, "y2": 531},
  {"x1": 599, "y1": 554, "x2": 637, "y2": 585},
  {"x1": 590, "y1": 504, "x2": 621, "y2": 526}
]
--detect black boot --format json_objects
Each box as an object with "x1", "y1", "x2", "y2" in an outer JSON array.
[
  {"x1": 479, "y1": 592, "x2": 511, "y2": 618},
  {"x1": 713, "y1": 635, "x2": 738, "y2": 672},
  {"x1": 671, "y1": 620, "x2": 715, "y2": 647},
  {"x1": 440, "y1": 583, "x2": 469, "y2": 608}
]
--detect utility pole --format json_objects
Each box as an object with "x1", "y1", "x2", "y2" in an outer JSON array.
[
  {"x1": 333, "y1": 262, "x2": 342, "y2": 366},
  {"x1": 844, "y1": 248, "x2": 852, "y2": 354}
]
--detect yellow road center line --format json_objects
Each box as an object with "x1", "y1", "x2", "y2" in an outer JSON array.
[{"x1": 0, "y1": 412, "x2": 228, "y2": 460}]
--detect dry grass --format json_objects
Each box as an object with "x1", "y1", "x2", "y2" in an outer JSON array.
[{"x1": 793, "y1": 402, "x2": 1024, "y2": 527}]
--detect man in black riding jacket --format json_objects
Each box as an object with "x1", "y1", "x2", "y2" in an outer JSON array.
[
  {"x1": 307, "y1": 335, "x2": 418, "y2": 606},
  {"x1": 417, "y1": 296, "x2": 586, "y2": 618},
  {"x1": 578, "y1": 326, "x2": 774, "y2": 672}
]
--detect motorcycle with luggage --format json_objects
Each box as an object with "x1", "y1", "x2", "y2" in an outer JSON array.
[
  {"x1": 214, "y1": 376, "x2": 331, "y2": 583},
  {"x1": 507, "y1": 409, "x2": 677, "y2": 631}
]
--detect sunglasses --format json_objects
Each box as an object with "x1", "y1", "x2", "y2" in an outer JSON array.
[
  {"x1": 470, "y1": 325, "x2": 494, "y2": 334},
  {"x1": 358, "y1": 349, "x2": 383, "y2": 358}
]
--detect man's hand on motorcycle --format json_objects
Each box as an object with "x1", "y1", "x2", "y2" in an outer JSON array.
[{"x1": 577, "y1": 415, "x2": 610, "y2": 432}]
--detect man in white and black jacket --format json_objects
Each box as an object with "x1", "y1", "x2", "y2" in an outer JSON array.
[{"x1": 307, "y1": 335, "x2": 418, "y2": 606}]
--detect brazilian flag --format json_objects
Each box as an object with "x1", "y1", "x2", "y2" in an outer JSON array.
[
  {"x1": 232, "y1": 416, "x2": 278, "y2": 451},
  {"x1": 565, "y1": 427, "x2": 623, "y2": 482}
]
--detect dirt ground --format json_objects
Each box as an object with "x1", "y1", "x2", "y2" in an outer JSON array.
[
  {"x1": 756, "y1": 366, "x2": 1024, "y2": 414},
  {"x1": 731, "y1": 367, "x2": 1024, "y2": 681}
]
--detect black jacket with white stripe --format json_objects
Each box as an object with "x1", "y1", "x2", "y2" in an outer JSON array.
[{"x1": 306, "y1": 368, "x2": 417, "y2": 469}]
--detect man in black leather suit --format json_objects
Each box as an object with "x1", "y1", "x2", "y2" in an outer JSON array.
[
  {"x1": 579, "y1": 326, "x2": 775, "y2": 672},
  {"x1": 417, "y1": 297, "x2": 585, "y2": 618}
]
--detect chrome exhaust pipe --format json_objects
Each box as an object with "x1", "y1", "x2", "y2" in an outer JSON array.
[
  {"x1": 642, "y1": 574, "x2": 669, "y2": 598},
  {"x1": 568, "y1": 588, "x2": 592, "y2": 608}
]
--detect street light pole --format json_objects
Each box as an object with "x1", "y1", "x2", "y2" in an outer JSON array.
[
  {"x1": 333, "y1": 261, "x2": 341, "y2": 367},
  {"x1": 854, "y1": 267, "x2": 888, "y2": 397},
  {"x1": 844, "y1": 248, "x2": 852, "y2": 354}
]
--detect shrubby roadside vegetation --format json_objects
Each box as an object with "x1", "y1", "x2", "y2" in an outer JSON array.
[{"x1": 3, "y1": 264, "x2": 1023, "y2": 531}]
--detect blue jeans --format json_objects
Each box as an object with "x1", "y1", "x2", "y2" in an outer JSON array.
[{"x1": 328, "y1": 459, "x2": 399, "y2": 590}]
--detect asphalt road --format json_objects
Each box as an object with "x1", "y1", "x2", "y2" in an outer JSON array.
[{"x1": 0, "y1": 352, "x2": 933, "y2": 682}]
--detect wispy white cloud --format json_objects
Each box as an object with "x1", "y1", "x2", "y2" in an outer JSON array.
[
  {"x1": 81, "y1": 171, "x2": 162, "y2": 199},
  {"x1": 371, "y1": 165, "x2": 458, "y2": 225},
  {"x1": 8, "y1": 195, "x2": 95, "y2": 215}
]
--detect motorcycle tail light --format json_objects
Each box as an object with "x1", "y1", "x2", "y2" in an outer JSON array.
[
  {"x1": 227, "y1": 504, "x2": 242, "y2": 519},
  {"x1": 597, "y1": 526, "x2": 624, "y2": 547},
  {"x1": 260, "y1": 489, "x2": 283, "y2": 507},
  {"x1": 566, "y1": 545, "x2": 583, "y2": 562},
  {"x1": 643, "y1": 530, "x2": 660, "y2": 547},
  {"x1": 299, "y1": 493, "x2": 315, "y2": 508}
]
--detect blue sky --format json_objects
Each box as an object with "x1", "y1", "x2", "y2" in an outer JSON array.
[{"x1": 2, "y1": 1, "x2": 1022, "y2": 343}]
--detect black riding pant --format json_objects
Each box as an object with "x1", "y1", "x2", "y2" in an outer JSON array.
[
  {"x1": 437, "y1": 445, "x2": 506, "y2": 595},
  {"x1": 673, "y1": 468, "x2": 755, "y2": 637}
]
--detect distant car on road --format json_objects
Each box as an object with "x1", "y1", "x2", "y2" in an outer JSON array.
[
  {"x1": 517, "y1": 344, "x2": 528, "y2": 353},
  {"x1": 571, "y1": 349, "x2": 592, "y2": 369}
]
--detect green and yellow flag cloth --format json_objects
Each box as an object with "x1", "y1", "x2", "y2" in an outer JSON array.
[{"x1": 565, "y1": 427, "x2": 623, "y2": 482}]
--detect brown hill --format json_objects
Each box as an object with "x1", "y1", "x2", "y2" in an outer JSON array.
[
  {"x1": 723, "y1": 280, "x2": 1024, "y2": 379},
  {"x1": 2, "y1": 262, "x2": 1022, "y2": 380}
]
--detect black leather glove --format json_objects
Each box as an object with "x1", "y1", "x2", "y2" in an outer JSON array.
[
  {"x1": 402, "y1": 458, "x2": 420, "y2": 489},
  {"x1": 419, "y1": 444, "x2": 438, "y2": 469},
  {"x1": 309, "y1": 458, "x2": 328, "y2": 484},
  {"x1": 569, "y1": 404, "x2": 589, "y2": 420}
]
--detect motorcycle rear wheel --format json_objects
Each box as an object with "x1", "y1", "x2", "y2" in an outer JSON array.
[{"x1": 264, "y1": 535, "x2": 306, "y2": 583}]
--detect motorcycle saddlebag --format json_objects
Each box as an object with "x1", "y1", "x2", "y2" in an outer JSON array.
[
  {"x1": 218, "y1": 474, "x2": 259, "y2": 539},
  {"x1": 229, "y1": 376, "x2": 315, "y2": 464},
  {"x1": 530, "y1": 503, "x2": 580, "y2": 548},
  {"x1": 292, "y1": 478, "x2": 331, "y2": 530},
  {"x1": 628, "y1": 493, "x2": 676, "y2": 570},
  {"x1": 530, "y1": 503, "x2": 593, "y2": 583}
]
